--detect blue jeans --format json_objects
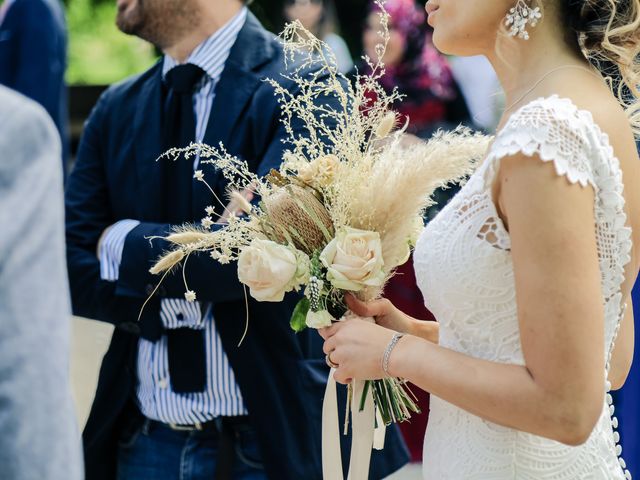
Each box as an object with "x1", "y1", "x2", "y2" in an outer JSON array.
[{"x1": 117, "y1": 419, "x2": 267, "y2": 480}]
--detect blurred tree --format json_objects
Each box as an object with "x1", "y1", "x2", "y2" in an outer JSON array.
[
  {"x1": 65, "y1": 0, "x2": 157, "y2": 85},
  {"x1": 78, "y1": 0, "x2": 370, "y2": 50}
]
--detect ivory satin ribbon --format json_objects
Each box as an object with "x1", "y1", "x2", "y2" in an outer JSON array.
[{"x1": 322, "y1": 373, "x2": 386, "y2": 479}]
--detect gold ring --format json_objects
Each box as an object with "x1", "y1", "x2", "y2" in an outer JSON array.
[{"x1": 325, "y1": 352, "x2": 339, "y2": 369}]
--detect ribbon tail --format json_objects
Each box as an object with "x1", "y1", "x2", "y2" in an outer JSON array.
[
  {"x1": 347, "y1": 379, "x2": 375, "y2": 480},
  {"x1": 323, "y1": 368, "x2": 344, "y2": 480}
]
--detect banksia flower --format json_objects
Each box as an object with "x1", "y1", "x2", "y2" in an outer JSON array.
[{"x1": 262, "y1": 185, "x2": 334, "y2": 254}]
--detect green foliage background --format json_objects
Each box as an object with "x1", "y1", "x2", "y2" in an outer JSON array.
[
  {"x1": 64, "y1": 0, "x2": 369, "y2": 85},
  {"x1": 65, "y1": 0, "x2": 156, "y2": 84}
]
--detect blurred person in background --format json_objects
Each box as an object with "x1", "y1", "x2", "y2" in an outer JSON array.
[
  {"x1": 359, "y1": 0, "x2": 471, "y2": 463},
  {"x1": 0, "y1": 85, "x2": 82, "y2": 480},
  {"x1": 0, "y1": 0, "x2": 69, "y2": 175},
  {"x1": 283, "y1": 0, "x2": 353, "y2": 74},
  {"x1": 361, "y1": 0, "x2": 469, "y2": 139},
  {"x1": 448, "y1": 54, "x2": 502, "y2": 132}
]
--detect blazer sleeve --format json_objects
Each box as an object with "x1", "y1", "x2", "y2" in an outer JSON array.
[{"x1": 65, "y1": 89, "x2": 158, "y2": 328}]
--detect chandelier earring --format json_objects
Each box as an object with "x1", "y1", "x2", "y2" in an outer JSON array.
[{"x1": 505, "y1": 0, "x2": 543, "y2": 40}]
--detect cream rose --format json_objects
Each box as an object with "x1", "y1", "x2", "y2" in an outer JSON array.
[
  {"x1": 238, "y1": 239, "x2": 309, "y2": 302},
  {"x1": 320, "y1": 227, "x2": 385, "y2": 291}
]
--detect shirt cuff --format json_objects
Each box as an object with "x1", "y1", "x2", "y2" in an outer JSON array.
[
  {"x1": 98, "y1": 219, "x2": 141, "y2": 281},
  {"x1": 160, "y1": 299, "x2": 208, "y2": 330}
]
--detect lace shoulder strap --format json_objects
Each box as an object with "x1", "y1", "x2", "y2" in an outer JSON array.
[{"x1": 485, "y1": 95, "x2": 598, "y2": 189}]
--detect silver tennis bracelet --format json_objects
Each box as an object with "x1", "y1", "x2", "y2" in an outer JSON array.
[{"x1": 382, "y1": 332, "x2": 405, "y2": 376}]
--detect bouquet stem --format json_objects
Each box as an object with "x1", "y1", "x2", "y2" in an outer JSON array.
[{"x1": 367, "y1": 378, "x2": 420, "y2": 426}]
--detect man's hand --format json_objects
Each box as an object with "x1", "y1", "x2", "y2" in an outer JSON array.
[{"x1": 216, "y1": 187, "x2": 255, "y2": 225}]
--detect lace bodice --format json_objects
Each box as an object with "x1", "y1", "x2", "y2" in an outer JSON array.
[{"x1": 414, "y1": 96, "x2": 632, "y2": 479}]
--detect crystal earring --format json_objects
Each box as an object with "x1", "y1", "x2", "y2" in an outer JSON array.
[{"x1": 505, "y1": 0, "x2": 542, "y2": 40}]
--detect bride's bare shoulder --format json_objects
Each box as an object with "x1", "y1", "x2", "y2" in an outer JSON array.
[{"x1": 547, "y1": 71, "x2": 635, "y2": 150}]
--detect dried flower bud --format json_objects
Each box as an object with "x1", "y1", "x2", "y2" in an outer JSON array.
[
  {"x1": 297, "y1": 163, "x2": 316, "y2": 184},
  {"x1": 315, "y1": 154, "x2": 339, "y2": 187}
]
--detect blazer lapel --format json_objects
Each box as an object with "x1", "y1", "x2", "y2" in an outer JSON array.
[
  {"x1": 193, "y1": 12, "x2": 277, "y2": 219},
  {"x1": 133, "y1": 64, "x2": 167, "y2": 222}
]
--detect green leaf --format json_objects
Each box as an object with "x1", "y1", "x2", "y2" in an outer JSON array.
[{"x1": 290, "y1": 297, "x2": 310, "y2": 333}]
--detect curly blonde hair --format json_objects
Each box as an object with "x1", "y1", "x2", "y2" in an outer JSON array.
[{"x1": 561, "y1": 0, "x2": 640, "y2": 136}]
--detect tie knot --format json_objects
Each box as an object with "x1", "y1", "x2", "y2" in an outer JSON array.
[{"x1": 165, "y1": 64, "x2": 206, "y2": 94}]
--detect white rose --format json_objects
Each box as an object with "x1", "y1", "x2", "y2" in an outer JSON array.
[
  {"x1": 306, "y1": 309, "x2": 334, "y2": 329},
  {"x1": 320, "y1": 227, "x2": 386, "y2": 291},
  {"x1": 238, "y1": 239, "x2": 307, "y2": 302}
]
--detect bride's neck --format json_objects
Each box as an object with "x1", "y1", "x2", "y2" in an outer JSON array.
[{"x1": 487, "y1": 24, "x2": 587, "y2": 114}]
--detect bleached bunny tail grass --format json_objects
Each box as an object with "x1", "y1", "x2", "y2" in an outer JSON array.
[{"x1": 150, "y1": 250, "x2": 186, "y2": 275}]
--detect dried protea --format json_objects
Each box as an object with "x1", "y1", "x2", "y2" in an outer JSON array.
[{"x1": 262, "y1": 185, "x2": 334, "y2": 254}]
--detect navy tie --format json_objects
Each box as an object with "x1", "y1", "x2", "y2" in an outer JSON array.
[{"x1": 161, "y1": 64, "x2": 208, "y2": 394}]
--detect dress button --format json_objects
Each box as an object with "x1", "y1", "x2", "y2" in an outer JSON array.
[
  {"x1": 176, "y1": 313, "x2": 184, "y2": 321},
  {"x1": 158, "y1": 378, "x2": 169, "y2": 389}
]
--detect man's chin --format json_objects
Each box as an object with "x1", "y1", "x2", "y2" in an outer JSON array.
[{"x1": 116, "y1": 12, "x2": 142, "y2": 35}]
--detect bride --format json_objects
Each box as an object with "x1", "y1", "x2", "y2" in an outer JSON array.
[{"x1": 320, "y1": 0, "x2": 640, "y2": 478}]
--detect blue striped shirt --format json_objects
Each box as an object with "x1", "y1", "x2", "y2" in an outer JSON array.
[{"x1": 99, "y1": 7, "x2": 249, "y2": 424}]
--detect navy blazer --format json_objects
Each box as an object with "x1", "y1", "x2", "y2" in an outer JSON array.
[
  {"x1": 65, "y1": 13, "x2": 408, "y2": 480},
  {"x1": 0, "y1": 0, "x2": 68, "y2": 171}
]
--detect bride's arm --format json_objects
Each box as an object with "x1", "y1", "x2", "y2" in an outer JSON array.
[
  {"x1": 322, "y1": 152, "x2": 612, "y2": 446},
  {"x1": 609, "y1": 297, "x2": 634, "y2": 390}
]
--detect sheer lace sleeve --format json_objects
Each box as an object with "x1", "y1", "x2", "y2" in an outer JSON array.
[{"x1": 486, "y1": 96, "x2": 597, "y2": 189}]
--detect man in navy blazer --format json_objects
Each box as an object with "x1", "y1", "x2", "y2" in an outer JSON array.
[
  {"x1": 65, "y1": 0, "x2": 408, "y2": 479},
  {"x1": 0, "y1": 0, "x2": 68, "y2": 172}
]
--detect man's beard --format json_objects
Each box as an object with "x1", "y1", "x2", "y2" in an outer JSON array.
[{"x1": 116, "y1": 0, "x2": 199, "y2": 48}]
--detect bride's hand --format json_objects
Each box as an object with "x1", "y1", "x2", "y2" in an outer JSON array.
[
  {"x1": 319, "y1": 318, "x2": 396, "y2": 384},
  {"x1": 344, "y1": 294, "x2": 439, "y2": 343},
  {"x1": 344, "y1": 293, "x2": 411, "y2": 333}
]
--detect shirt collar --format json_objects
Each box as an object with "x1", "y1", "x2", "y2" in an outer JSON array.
[{"x1": 162, "y1": 7, "x2": 247, "y2": 81}]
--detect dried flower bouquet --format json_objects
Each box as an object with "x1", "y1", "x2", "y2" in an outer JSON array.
[{"x1": 150, "y1": 1, "x2": 491, "y2": 427}]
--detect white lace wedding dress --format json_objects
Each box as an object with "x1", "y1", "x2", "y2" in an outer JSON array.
[{"x1": 414, "y1": 95, "x2": 633, "y2": 479}]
